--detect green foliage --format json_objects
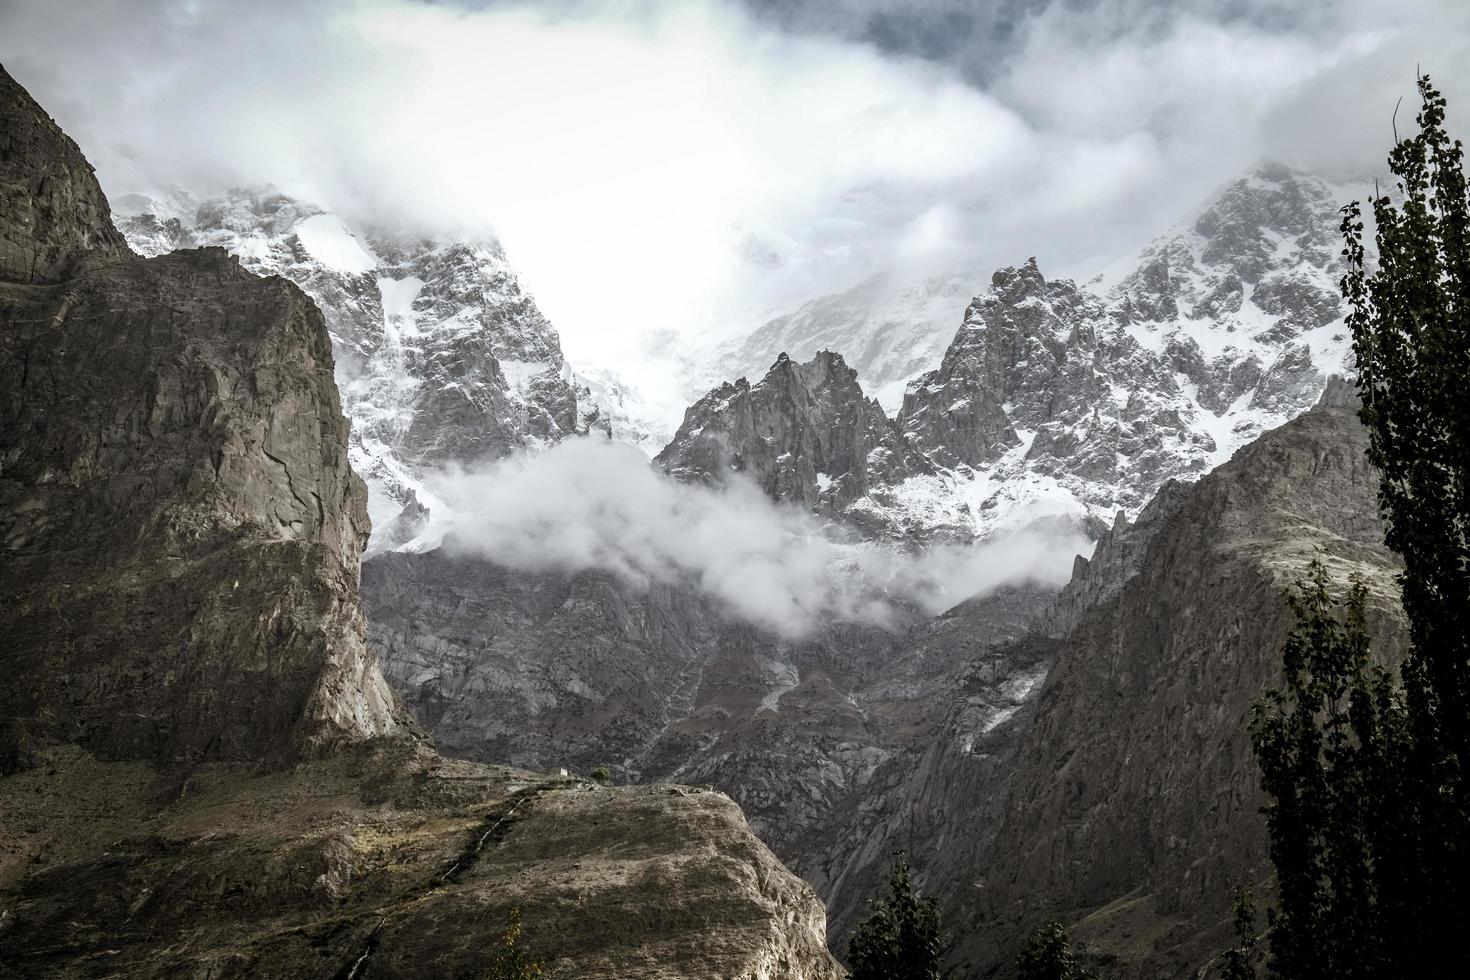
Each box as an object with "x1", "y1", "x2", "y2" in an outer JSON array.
[
  {"x1": 590, "y1": 766, "x2": 611, "y2": 783},
  {"x1": 1015, "y1": 920, "x2": 1096, "y2": 980},
  {"x1": 1246, "y1": 72, "x2": 1470, "y2": 980},
  {"x1": 846, "y1": 854, "x2": 947, "y2": 980},
  {"x1": 1251, "y1": 565, "x2": 1410, "y2": 980},
  {"x1": 1345, "y1": 73, "x2": 1470, "y2": 752},
  {"x1": 1343, "y1": 69, "x2": 1470, "y2": 974},
  {"x1": 1346, "y1": 74, "x2": 1470, "y2": 687},
  {"x1": 482, "y1": 908, "x2": 544, "y2": 980}
]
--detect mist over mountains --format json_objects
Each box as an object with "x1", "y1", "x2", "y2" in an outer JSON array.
[
  {"x1": 2, "y1": 3, "x2": 1465, "y2": 978},
  {"x1": 3, "y1": 0, "x2": 1465, "y2": 371}
]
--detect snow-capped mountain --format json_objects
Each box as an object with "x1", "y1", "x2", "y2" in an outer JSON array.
[
  {"x1": 661, "y1": 164, "x2": 1367, "y2": 541},
  {"x1": 114, "y1": 187, "x2": 603, "y2": 547},
  {"x1": 117, "y1": 164, "x2": 1367, "y2": 556},
  {"x1": 679, "y1": 270, "x2": 974, "y2": 413}
]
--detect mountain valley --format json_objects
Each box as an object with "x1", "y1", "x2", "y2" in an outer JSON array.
[{"x1": 0, "y1": 30, "x2": 1418, "y2": 979}]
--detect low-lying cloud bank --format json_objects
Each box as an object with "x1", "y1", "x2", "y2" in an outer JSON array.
[{"x1": 423, "y1": 439, "x2": 1088, "y2": 637}]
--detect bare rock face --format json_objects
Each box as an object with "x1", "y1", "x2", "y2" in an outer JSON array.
[
  {"x1": 1043, "y1": 479, "x2": 1192, "y2": 638},
  {"x1": 113, "y1": 187, "x2": 592, "y2": 541},
  {"x1": 964, "y1": 405, "x2": 1400, "y2": 977},
  {"x1": 0, "y1": 66, "x2": 405, "y2": 767},
  {"x1": 655, "y1": 349, "x2": 927, "y2": 512},
  {"x1": 665, "y1": 168, "x2": 1360, "y2": 544},
  {"x1": 812, "y1": 403, "x2": 1402, "y2": 978},
  {"x1": 895, "y1": 259, "x2": 1066, "y2": 470},
  {"x1": 0, "y1": 746, "x2": 842, "y2": 980},
  {"x1": 363, "y1": 549, "x2": 928, "y2": 857},
  {"x1": 0, "y1": 70, "x2": 126, "y2": 282}
]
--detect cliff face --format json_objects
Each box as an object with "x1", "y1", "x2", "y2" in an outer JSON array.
[
  {"x1": 0, "y1": 72, "x2": 126, "y2": 283},
  {"x1": 363, "y1": 549, "x2": 930, "y2": 856},
  {"x1": 115, "y1": 187, "x2": 597, "y2": 548},
  {"x1": 655, "y1": 350, "x2": 926, "y2": 513},
  {"x1": 811, "y1": 402, "x2": 1402, "y2": 977},
  {"x1": 0, "y1": 64, "x2": 842, "y2": 979},
  {"x1": 0, "y1": 67, "x2": 404, "y2": 767},
  {"x1": 0, "y1": 745, "x2": 841, "y2": 980}
]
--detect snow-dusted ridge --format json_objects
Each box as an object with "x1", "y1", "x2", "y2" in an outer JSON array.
[
  {"x1": 659, "y1": 164, "x2": 1369, "y2": 543},
  {"x1": 116, "y1": 186, "x2": 627, "y2": 548},
  {"x1": 118, "y1": 163, "x2": 1369, "y2": 558}
]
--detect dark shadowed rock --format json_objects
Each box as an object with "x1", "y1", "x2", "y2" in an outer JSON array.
[
  {"x1": 0, "y1": 70, "x2": 404, "y2": 767},
  {"x1": 655, "y1": 349, "x2": 927, "y2": 512},
  {"x1": 362, "y1": 547, "x2": 939, "y2": 857},
  {"x1": 813, "y1": 403, "x2": 1401, "y2": 978},
  {"x1": 0, "y1": 68, "x2": 126, "y2": 283}
]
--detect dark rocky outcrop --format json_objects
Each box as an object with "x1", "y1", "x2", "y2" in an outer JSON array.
[
  {"x1": 363, "y1": 548, "x2": 935, "y2": 856},
  {"x1": 0, "y1": 71, "x2": 126, "y2": 283},
  {"x1": 0, "y1": 67, "x2": 404, "y2": 767},
  {"x1": 655, "y1": 350, "x2": 927, "y2": 512},
  {"x1": 0, "y1": 744, "x2": 841, "y2": 980},
  {"x1": 895, "y1": 259, "x2": 1068, "y2": 470},
  {"x1": 812, "y1": 402, "x2": 1401, "y2": 977},
  {"x1": 1043, "y1": 479, "x2": 1192, "y2": 638}
]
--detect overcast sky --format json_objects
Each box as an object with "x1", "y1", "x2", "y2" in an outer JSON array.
[{"x1": 2, "y1": 0, "x2": 1465, "y2": 365}]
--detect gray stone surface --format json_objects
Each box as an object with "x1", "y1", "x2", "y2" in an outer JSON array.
[
  {"x1": 114, "y1": 186, "x2": 595, "y2": 541},
  {"x1": 0, "y1": 68, "x2": 126, "y2": 283},
  {"x1": 0, "y1": 67, "x2": 404, "y2": 766},
  {"x1": 809, "y1": 404, "x2": 1403, "y2": 978},
  {"x1": 655, "y1": 349, "x2": 928, "y2": 513}
]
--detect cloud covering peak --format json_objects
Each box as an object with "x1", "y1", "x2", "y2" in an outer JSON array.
[
  {"x1": 425, "y1": 439, "x2": 1087, "y2": 637},
  {"x1": 1, "y1": 0, "x2": 1464, "y2": 369}
]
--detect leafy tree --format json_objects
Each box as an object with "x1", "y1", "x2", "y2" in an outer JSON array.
[
  {"x1": 1015, "y1": 920, "x2": 1095, "y2": 980},
  {"x1": 1346, "y1": 74, "x2": 1470, "y2": 746},
  {"x1": 1247, "y1": 72, "x2": 1470, "y2": 980},
  {"x1": 1220, "y1": 889, "x2": 1259, "y2": 980},
  {"x1": 1250, "y1": 566, "x2": 1408, "y2": 980},
  {"x1": 481, "y1": 908, "x2": 544, "y2": 980},
  {"x1": 847, "y1": 853, "x2": 947, "y2": 980}
]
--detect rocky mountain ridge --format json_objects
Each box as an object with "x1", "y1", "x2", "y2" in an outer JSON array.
[
  {"x1": 662, "y1": 165, "x2": 1366, "y2": 544},
  {"x1": 118, "y1": 164, "x2": 1367, "y2": 555},
  {"x1": 61, "y1": 49, "x2": 1394, "y2": 980},
  {"x1": 654, "y1": 349, "x2": 929, "y2": 513},
  {"x1": 804, "y1": 395, "x2": 1403, "y2": 977},
  {"x1": 367, "y1": 391, "x2": 1409, "y2": 978},
  {"x1": 0, "y1": 63, "x2": 843, "y2": 979},
  {"x1": 357, "y1": 163, "x2": 1387, "y2": 977},
  {"x1": 115, "y1": 186, "x2": 604, "y2": 550}
]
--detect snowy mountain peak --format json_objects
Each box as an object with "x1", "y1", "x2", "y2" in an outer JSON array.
[
  {"x1": 661, "y1": 164, "x2": 1363, "y2": 544},
  {"x1": 114, "y1": 186, "x2": 593, "y2": 547}
]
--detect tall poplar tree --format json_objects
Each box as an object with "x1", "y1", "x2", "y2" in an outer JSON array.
[{"x1": 1249, "y1": 73, "x2": 1470, "y2": 980}]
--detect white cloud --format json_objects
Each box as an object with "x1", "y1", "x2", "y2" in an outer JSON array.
[
  {"x1": 426, "y1": 438, "x2": 1087, "y2": 637},
  {"x1": 1, "y1": 0, "x2": 1465, "y2": 371}
]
